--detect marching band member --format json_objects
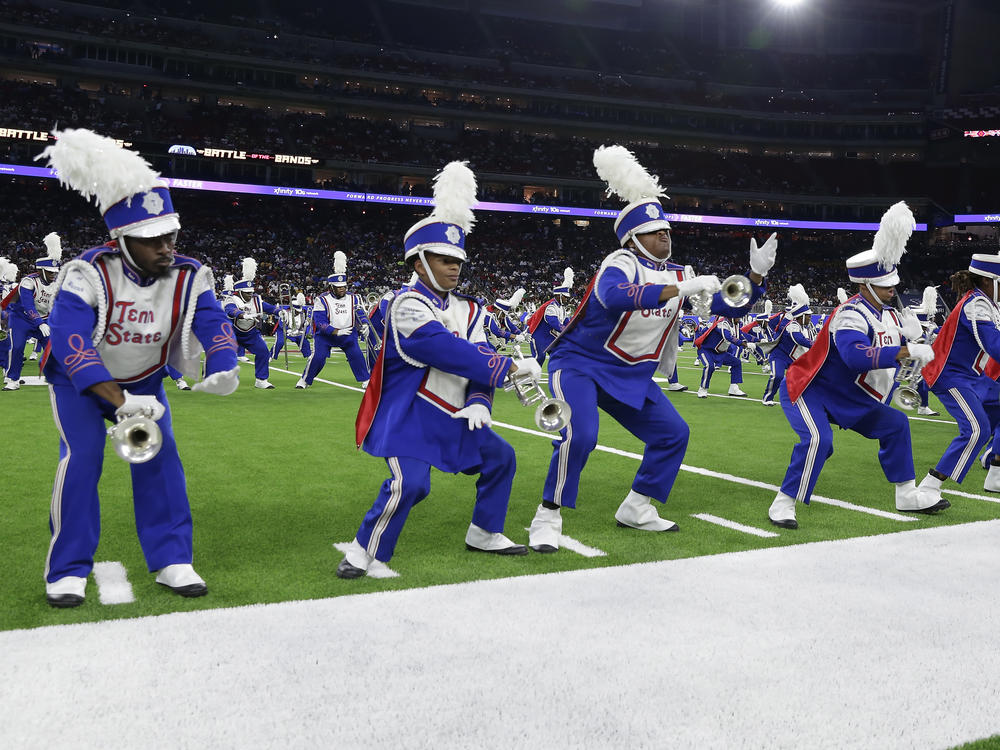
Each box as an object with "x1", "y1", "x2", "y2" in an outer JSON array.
[
  {"x1": 34, "y1": 128, "x2": 239, "y2": 607},
  {"x1": 3, "y1": 233, "x2": 61, "y2": 390},
  {"x1": 527, "y1": 268, "x2": 573, "y2": 365},
  {"x1": 527, "y1": 145, "x2": 772, "y2": 551},
  {"x1": 224, "y1": 257, "x2": 278, "y2": 388},
  {"x1": 220, "y1": 274, "x2": 248, "y2": 362},
  {"x1": 912, "y1": 286, "x2": 940, "y2": 416},
  {"x1": 917, "y1": 259, "x2": 1000, "y2": 499},
  {"x1": 486, "y1": 288, "x2": 527, "y2": 349},
  {"x1": 340, "y1": 162, "x2": 531, "y2": 578},
  {"x1": 0, "y1": 257, "x2": 18, "y2": 377},
  {"x1": 297, "y1": 251, "x2": 373, "y2": 389},
  {"x1": 271, "y1": 292, "x2": 313, "y2": 361},
  {"x1": 761, "y1": 284, "x2": 814, "y2": 406},
  {"x1": 694, "y1": 314, "x2": 751, "y2": 398},
  {"x1": 768, "y1": 202, "x2": 945, "y2": 530}
]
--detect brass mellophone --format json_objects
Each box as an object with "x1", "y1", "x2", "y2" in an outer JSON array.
[
  {"x1": 684, "y1": 267, "x2": 753, "y2": 318},
  {"x1": 504, "y1": 350, "x2": 572, "y2": 432},
  {"x1": 107, "y1": 414, "x2": 163, "y2": 463},
  {"x1": 892, "y1": 358, "x2": 924, "y2": 411}
]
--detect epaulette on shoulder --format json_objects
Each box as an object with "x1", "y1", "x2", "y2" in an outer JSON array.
[
  {"x1": 76, "y1": 243, "x2": 120, "y2": 264},
  {"x1": 450, "y1": 290, "x2": 480, "y2": 307},
  {"x1": 664, "y1": 261, "x2": 685, "y2": 271},
  {"x1": 172, "y1": 253, "x2": 202, "y2": 270}
]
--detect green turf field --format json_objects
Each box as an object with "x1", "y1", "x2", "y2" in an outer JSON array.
[{"x1": 3, "y1": 340, "x2": 999, "y2": 631}]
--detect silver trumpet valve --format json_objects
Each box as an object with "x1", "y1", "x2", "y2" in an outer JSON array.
[
  {"x1": 683, "y1": 266, "x2": 752, "y2": 318},
  {"x1": 107, "y1": 412, "x2": 163, "y2": 464},
  {"x1": 892, "y1": 358, "x2": 924, "y2": 411},
  {"x1": 504, "y1": 355, "x2": 572, "y2": 433}
]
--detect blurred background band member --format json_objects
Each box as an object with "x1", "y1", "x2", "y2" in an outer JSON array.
[
  {"x1": 527, "y1": 145, "x2": 773, "y2": 552},
  {"x1": 918, "y1": 257, "x2": 1000, "y2": 499},
  {"x1": 224, "y1": 256, "x2": 278, "y2": 389},
  {"x1": 769, "y1": 202, "x2": 946, "y2": 530},
  {"x1": 3, "y1": 232, "x2": 61, "y2": 390},
  {"x1": 527, "y1": 268, "x2": 573, "y2": 365},
  {"x1": 694, "y1": 313, "x2": 750, "y2": 398},
  {"x1": 761, "y1": 284, "x2": 814, "y2": 406}
]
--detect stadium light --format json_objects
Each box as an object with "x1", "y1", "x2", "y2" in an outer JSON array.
[{"x1": 773, "y1": 0, "x2": 805, "y2": 7}]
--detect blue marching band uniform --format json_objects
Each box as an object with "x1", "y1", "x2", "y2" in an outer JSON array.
[
  {"x1": 338, "y1": 161, "x2": 529, "y2": 578},
  {"x1": 525, "y1": 145, "x2": 772, "y2": 552},
  {"x1": 34, "y1": 127, "x2": 239, "y2": 607},
  {"x1": 694, "y1": 315, "x2": 749, "y2": 398},
  {"x1": 3, "y1": 233, "x2": 61, "y2": 390},
  {"x1": 223, "y1": 257, "x2": 278, "y2": 389},
  {"x1": 271, "y1": 291, "x2": 313, "y2": 361},
  {"x1": 298, "y1": 251, "x2": 373, "y2": 389},
  {"x1": 485, "y1": 288, "x2": 527, "y2": 349},
  {"x1": 768, "y1": 202, "x2": 949, "y2": 529},
  {"x1": 0, "y1": 257, "x2": 20, "y2": 377},
  {"x1": 527, "y1": 267, "x2": 573, "y2": 365},
  {"x1": 761, "y1": 286, "x2": 814, "y2": 406}
]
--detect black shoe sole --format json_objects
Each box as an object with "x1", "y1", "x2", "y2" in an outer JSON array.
[
  {"x1": 46, "y1": 594, "x2": 84, "y2": 608},
  {"x1": 530, "y1": 544, "x2": 558, "y2": 553},
  {"x1": 465, "y1": 543, "x2": 529, "y2": 556},
  {"x1": 769, "y1": 518, "x2": 799, "y2": 529},
  {"x1": 615, "y1": 520, "x2": 679, "y2": 532},
  {"x1": 158, "y1": 582, "x2": 208, "y2": 597},
  {"x1": 336, "y1": 560, "x2": 367, "y2": 579},
  {"x1": 899, "y1": 499, "x2": 951, "y2": 514}
]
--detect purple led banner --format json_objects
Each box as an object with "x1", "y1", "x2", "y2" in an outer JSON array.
[
  {"x1": 953, "y1": 214, "x2": 1000, "y2": 224},
  {"x1": 0, "y1": 162, "x2": 927, "y2": 231}
]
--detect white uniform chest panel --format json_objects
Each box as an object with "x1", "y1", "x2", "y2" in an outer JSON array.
[
  {"x1": 837, "y1": 305, "x2": 900, "y2": 402},
  {"x1": 32, "y1": 279, "x2": 58, "y2": 316},
  {"x1": 323, "y1": 294, "x2": 354, "y2": 330},
  {"x1": 605, "y1": 265, "x2": 683, "y2": 364},
  {"x1": 96, "y1": 260, "x2": 187, "y2": 382},
  {"x1": 418, "y1": 297, "x2": 475, "y2": 413}
]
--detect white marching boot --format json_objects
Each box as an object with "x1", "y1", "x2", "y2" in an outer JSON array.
[
  {"x1": 985, "y1": 465, "x2": 1000, "y2": 493},
  {"x1": 45, "y1": 575, "x2": 87, "y2": 608},
  {"x1": 254, "y1": 378, "x2": 275, "y2": 389},
  {"x1": 768, "y1": 492, "x2": 798, "y2": 529},
  {"x1": 155, "y1": 564, "x2": 207, "y2": 597},
  {"x1": 336, "y1": 538, "x2": 373, "y2": 579},
  {"x1": 527, "y1": 503, "x2": 563, "y2": 553},
  {"x1": 696, "y1": 388, "x2": 708, "y2": 398},
  {"x1": 728, "y1": 384, "x2": 748, "y2": 397},
  {"x1": 614, "y1": 490, "x2": 678, "y2": 532},
  {"x1": 895, "y1": 480, "x2": 950, "y2": 513},
  {"x1": 464, "y1": 523, "x2": 528, "y2": 555}
]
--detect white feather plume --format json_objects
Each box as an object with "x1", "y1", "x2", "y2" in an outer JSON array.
[
  {"x1": 241, "y1": 257, "x2": 257, "y2": 283},
  {"x1": 429, "y1": 161, "x2": 477, "y2": 234},
  {"x1": 43, "y1": 232, "x2": 62, "y2": 261},
  {"x1": 763, "y1": 299, "x2": 773, "y2": 315},
  {"x1": 787, "y1": 283, "x2": 810, "y2": 309},
  {"x1": 333, "y1": 250, "x2": 347, "y2": 275},
  {"x1": 223, "y1": 274, "x2": 234, "y2": 292},
  {"x1": 35, "y1": 128, "x2": 164, "y2": 211},
  {"x1": 872, "y1": 201, "x2": 915, "y2": 270},
  {"x1": 509, "y1": 288, "x2": 525, "y2": 309},
  {"x1": 562, "y1": 267, "x2": 574, "y2": 289},
  {"x1": 837, "y1": 287, "x2": 849, "y2": 304},
  {"x1": 407, "y1": 272, "x2": 419, "y2": 286},
  {"x1": 921, "y1": 286, "x2": 937, "y2": 316},
  {"x1": 0, "y1": 257, "x2": 15, "y2": 283},
  {"x1": 294, "y1": 292, "x2": 306, "y2": 306},
  {"x1": 592, "y1": 145, "x2": 666, "y2": 203}
]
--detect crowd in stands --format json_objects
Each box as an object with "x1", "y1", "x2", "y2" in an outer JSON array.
[{"x1": 1, "y1": 179, "x2": 986, "y2": 318}]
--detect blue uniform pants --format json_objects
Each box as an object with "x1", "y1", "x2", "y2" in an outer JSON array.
[
  {"x1": 778, "y1": 380, "x2": 913, "y2": 503},
  {"x1": 235, "y1": 330, "x2": 271, "y2": 380},
  {"x1": 763, "y1": 358, "x2": 788, "y2": 403},
  {"x1": 303, "y1": 332, "x2": 369, "y2": 384},
  {"x1": 355, "y1": 429, "x2": 516, "y2": 562},
  {"x1": 931, "y1": 383, "x2": 1000, "y2": 482},
  {"x1": 271, "y1": 328, "x2": 312, "y2": 360},
  {"x1": 542, "y1": 368, "x2": 690, "y2": 509},
  {"x1": 46, "y1": 382, "x2": 194, "y2": 582},
  {"x1": 698, "y1": 348, "x2": 743, "y2": 389},
  {"x1": 5, "y1": 318, "x2": 47, "y2": 381}
]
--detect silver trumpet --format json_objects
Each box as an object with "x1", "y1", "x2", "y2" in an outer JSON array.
[
  {"x1": 892, "y1": 358, "x2": 924, "y2": 411},
  {"x1": 108, "y1": 414, "x2": 163, "y2": 463},
  {"x1": 684, "y1": 266, "x2": 752, "y2": 317},
  {"x1": 504, "y1": 355, "x2": 572, "y2": 432}
]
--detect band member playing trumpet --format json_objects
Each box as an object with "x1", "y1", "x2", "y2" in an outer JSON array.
[
  {"x1": 917, "y1": 257, "x2": 1000, "y2": 499},
  {"x1": 694, "y1": 314, "x2": 751, "y2": 398},
  {"x1": 340, "y1": 162, "x2": 532, "y2": 578},
  {"x1": 769, "y1": 202, "x2": 945, "y2": 530},
  {"x1": 761, "y1": 284, "x2": 814, "y2": 406},
  {"x1": 527, "y1": 146, "x2": 771, "y2": 552},
  {"x1": 35, "y1": 128, "x2": 239, "y2": 607},
  {"x1": 224, "y1": 257, "x2": 278, "y2": 389}
]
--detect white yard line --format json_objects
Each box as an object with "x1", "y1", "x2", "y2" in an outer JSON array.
[
  {"x1": 92, "y1": 561, "x2": 135, "y2": 605},
  {"x1": 332, "y1": 543, "x2": 400, "y2": 578},
  {"x1": 691, "y1": 513, "x2": 780, "y2": 538},
  {"x1": 523, "y1": 528, "x2": 607, "y2": 557},
  {"x1": 941, "y1": 488, "x2": 1000, "y2": 504}
]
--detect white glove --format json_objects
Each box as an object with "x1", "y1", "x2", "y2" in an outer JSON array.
[
  {"x1": 115, "y1": 391, "x2": 165, "y2": 422},
  {"x1": 906, "y1": 343, "x2": 935, "y2": 366},
  {"x1": 511, "y1": 357, "x2": 542, "y2": 383},
  {"x1": 242, "y1": 311, "x2": 259, "y2": 321},
  {"x1": 516, "y1": 332, "x2": 528, "y2": 343},
  {"x1": 38, "y1": 323, "x2": 51, "y2": 338},
  {"x1": 451, "y1": 403, "x2": 492, "y2": 431},
  {"x1": 676, "y1": 275, "x2": 722, "y2": 298},
  {"x1": 746, "y1": 341, "x2": 757, "y2": 352},
  {"x1": 898, "y1": 310, "x2": 923, "y2": 341},
  {"x1": 191, "y1": 366, "x2": 240, "y2": 396},
  {"x1": 749, "y1": 233, "x2": 778, "y2": 276}
]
